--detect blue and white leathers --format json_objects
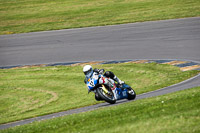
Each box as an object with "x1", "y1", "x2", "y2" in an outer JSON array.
[
  {"x1": 86, "y1": 72, "x2": 100, "y2": 90},
  {"x1": 86, "y1": 72, "x2": 117, "y2": 100}
]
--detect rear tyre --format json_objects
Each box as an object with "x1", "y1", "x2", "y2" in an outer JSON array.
[
  {"x1": 96, "y1": 87, "x2": 116, "y2": 104},
  {"x1": 127, "y1": 88, "x2": 136, "y2": 100}
]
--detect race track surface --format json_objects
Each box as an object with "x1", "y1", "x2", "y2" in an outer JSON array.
[
  {"x1": 0, "y1": 17, "x2": 200, "y2": 130},
  {"x1": 0, "y1": 17, "x2": 200, "y2": 67}
]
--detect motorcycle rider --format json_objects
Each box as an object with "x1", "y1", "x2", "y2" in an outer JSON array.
[
  {"x1": 83, "y1": 65, "x2": 124, "y2": 85},
  {"x1": 83, "y1": 65, "x2": 125, "y2": 101}
]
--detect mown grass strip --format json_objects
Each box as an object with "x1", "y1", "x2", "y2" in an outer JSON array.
[
  {"x1": 0, "y1": 0, "x2": 200, "y2": 34},
  {"x1": 1, "y1": 87, "x2": 199, "y2": 133},
  {"x1": 0, "y1": 63, "x2": 199, "y2": 124}
]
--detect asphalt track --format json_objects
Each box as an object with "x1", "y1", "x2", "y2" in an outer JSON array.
[
  {"x1": 0, "y1": 17, "x2": 200, "y2": 67},
  {"x1": 0, "y1": 17, "x2": 200, "y2": 130}
]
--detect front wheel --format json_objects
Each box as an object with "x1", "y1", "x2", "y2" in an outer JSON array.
[{"x1": 96, "y1": 86, "x2": 116, "y2": 104}]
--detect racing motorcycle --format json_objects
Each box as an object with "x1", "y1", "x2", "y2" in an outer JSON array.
[{"x1": 86, "y1": 74, "x2": 136, "y2": 104}]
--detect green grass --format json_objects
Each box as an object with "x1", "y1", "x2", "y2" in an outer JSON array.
[
  {"x1": 0, "y1": 0, "x2": 200, "y2": 34},
  {"x1": 0, "y1": 63, "x2": 199, "y2": 124},
  {"x1": 1, "y1": 86, "x2": 199, "y2": 133}
]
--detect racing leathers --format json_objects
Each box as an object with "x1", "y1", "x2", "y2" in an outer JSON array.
[
  {"x1": 84, "y1": 68, "x2": 125, "y2": 101},
  {"x1": 84, "y1": 68, "x2": 124, "y2": 86}
]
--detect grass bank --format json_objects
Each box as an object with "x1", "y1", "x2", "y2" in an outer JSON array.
[
  {"x1": 1, "y1": 86, "x2": 199, "y2": 133},
  {"x1": 0, "y1": 0, "x2": 200, "y2": 34},
  {"x1": 0, "y1": 63, "x2": 198, "y2": 124}
]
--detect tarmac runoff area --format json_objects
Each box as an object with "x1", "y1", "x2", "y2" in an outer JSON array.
[{"x1": 0, "y1": 59, "x2": 200, "y2": 130}]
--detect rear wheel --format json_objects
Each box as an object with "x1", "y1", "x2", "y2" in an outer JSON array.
[
  {"x1": 96, "y1": 86, "x2": 116, "y2": 104},
  {"x1": 127, "y1": 88, "x2": 136, "y2": 100}
]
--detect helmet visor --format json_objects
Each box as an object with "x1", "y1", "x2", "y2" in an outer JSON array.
[{"x1": 84, "y1": 68, "x2": 93, "y2": 80}]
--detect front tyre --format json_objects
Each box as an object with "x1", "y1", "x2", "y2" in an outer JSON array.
[
  {"x1": 96, "y1": 86, "x2": 116, "y2": 104},
  {"x1": 95, "y1": 93, "x2": 103, "y2": 101}
]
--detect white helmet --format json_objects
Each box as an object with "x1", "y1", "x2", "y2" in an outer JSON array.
[{"x1": 83, "y1": 65, "x2": 93, "y2": 79}]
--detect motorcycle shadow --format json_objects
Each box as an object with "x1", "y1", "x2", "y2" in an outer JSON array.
[{"x1": 98, "y1": 99, "x2": 133, "y2": 107}]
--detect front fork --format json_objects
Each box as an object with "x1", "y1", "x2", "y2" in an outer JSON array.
[{"x1": 102, "y1": 85, "x2": 117, "y2": 100}]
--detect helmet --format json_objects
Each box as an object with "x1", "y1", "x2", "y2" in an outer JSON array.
[{"x1": 83, "y1": 65, "x2": 93, "y2": 79}]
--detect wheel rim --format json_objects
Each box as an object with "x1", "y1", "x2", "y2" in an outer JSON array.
[
  {"x1": 128, "y1": 90, "x2": 135, "y2": 95},
  {"x1": 101, "y1": 88, "x2": 115, "y2": 100}
]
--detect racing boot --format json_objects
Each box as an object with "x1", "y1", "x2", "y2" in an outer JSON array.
[
  {"x1": 113, "y1": 76, "x2": 125, "y2": 85},
  {"x1": 113, "y1": 76, "x2": 125, "y2": 89}
]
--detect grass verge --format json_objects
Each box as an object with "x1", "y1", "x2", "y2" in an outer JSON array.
[
  {"x1": 0, "y1": 63, "x2": 199, "y2": 124},
  {"x1": 0, "y1": 0, "x2": 200, "y2": 34},
  {"x1": 1, "y1": 86, "x2": 199, "y2": 133}
]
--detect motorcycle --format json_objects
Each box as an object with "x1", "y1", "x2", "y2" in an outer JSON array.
[{"x1": 86, "y1": 74, "x2": 136, "y2": 104}]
